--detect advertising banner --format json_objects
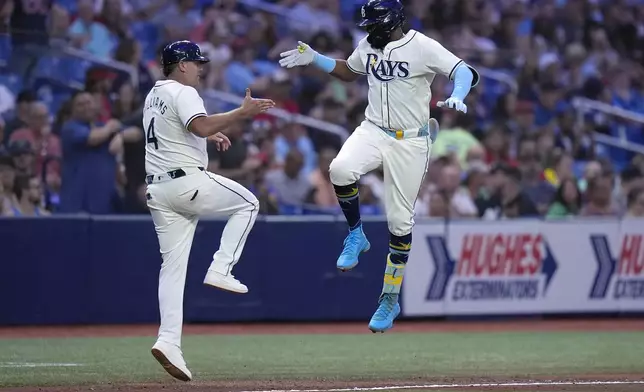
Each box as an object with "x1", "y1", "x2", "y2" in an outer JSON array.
[{"x1": 403, "y1": 218, "x2": 642, "y2": 316}]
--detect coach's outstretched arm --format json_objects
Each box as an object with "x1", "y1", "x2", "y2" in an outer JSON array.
[
  {"x1": 188, "y1": 89, "x2": 275, "y2": 138},
  {"x1": 279, "y1": 41, "x2": 360, "y2": 82}
]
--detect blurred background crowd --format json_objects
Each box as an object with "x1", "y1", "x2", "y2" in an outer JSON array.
[{"x1": 1, "y1": 0, "x2": 644, "y2": 219}]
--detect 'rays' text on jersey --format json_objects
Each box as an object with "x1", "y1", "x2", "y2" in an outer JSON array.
[
  {"x1": 365, "y1": 54, "x2": 410, "y2": 82},
  {"x1": 145, "y1": 94, "x2": 168, "y2": 115}
]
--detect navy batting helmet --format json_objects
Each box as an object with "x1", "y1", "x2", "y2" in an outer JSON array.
[
  {"x1": 161, "y1": 40, "x2": 209, "y2": 67},
  {"x1": 357, "y1": 0, "x2": 405, "y2": 33}
]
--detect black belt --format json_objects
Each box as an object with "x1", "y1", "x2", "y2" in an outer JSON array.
[{"x1": 146, "y1": 167, "x2": 204, "y2": 185}]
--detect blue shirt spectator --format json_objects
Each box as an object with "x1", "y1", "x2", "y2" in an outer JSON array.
[
  {"x1": 68, "y1": 0, "x2": 117, "y2": 59},
  {"x1": 59, "y1": 91, "x2": 122, "y2": 214}
]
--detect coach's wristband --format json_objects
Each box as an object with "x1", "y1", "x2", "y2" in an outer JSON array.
[{"x1": 313, "y1": 52, "x2": 336, "y2": 73}]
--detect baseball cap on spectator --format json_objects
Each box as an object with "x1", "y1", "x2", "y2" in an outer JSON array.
[
  {"x1": 8, "y1": 140, "x2": 33, "y2": 156},
  {"x1": 86, "y1": 66, "x2": 118, "y2": 82}
]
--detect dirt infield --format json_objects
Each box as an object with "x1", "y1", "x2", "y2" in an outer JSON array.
[
  {"x1": 2, "y1": 318, "x2": 644, "y2": 339},
  {"x1": 2, "y1": 319, "x2": 644, "y2": 392},
  {"x1": 6, "y1": 376, "x2": 644, "y2": 392}
]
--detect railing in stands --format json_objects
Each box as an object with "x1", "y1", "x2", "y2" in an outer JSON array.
[
  {"x1": 571, "y1": 97, "x2": 644, "y2": 156},
  {"x1": 202, "y1": 89, "x2": 350, "y2": 141}
]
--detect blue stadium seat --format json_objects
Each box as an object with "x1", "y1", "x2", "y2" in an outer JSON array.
[
  {"x1": 58, "y1": 57, "x2": 92, "y2": 85},
  {"x1": 32, "y1": 55, "x2": 62, "y2": 79},
  {"x1": 32, "y1": 77, "x2": 77, "y2": 114}
]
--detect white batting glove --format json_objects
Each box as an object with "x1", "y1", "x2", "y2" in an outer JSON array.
[
  {"x1": 437, "y1": 97, "x2": 468, "y2": 113},
  {"x1": 279, "y1": 41, "x2": 317, "y2": 69}
]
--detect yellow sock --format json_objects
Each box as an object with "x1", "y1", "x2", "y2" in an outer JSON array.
[{"x1": 382, "y1": 254, "x2": 406, "y2": 295}]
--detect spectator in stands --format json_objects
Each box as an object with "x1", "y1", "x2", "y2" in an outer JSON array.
[
  {"x1": 224, "y1": 42, "x2": 276, "y2": 96},
  {"x1": 482, "y1": 125, "x2": 515, "y2": 166},
  {"x1": 581, "y1": 173, "x2": 619, "y2": 217},
  {"x1": 68, "y1": 0, "x2": 116, "y2": 59},
  {"x1": 85, "y1": 67, "x2": 117, "y2": 123},
  {"x1": 500, "y1": 166, "x2": 540, "y2": 219},
  {"x1": 309, "y1": 148, "x2": 338, "y2": 209},
  {"x1": 546, "y1": 178, "x2": 583, "y2": 219},
  {"x1": 432, "y1": 113, "x2": 482, "y2": 168},
  {"x1": 615, "y1": 165, "x2": 644, "y2": 215},
  {"x1": 462, "y1": 161, "x2": 488, "y2": 206},
  {"x1": 8, "y1": 139, "x2": 34, "y2": 177},
  {"x1": 196, "y1": 23, "x2": 232, "y2": 90},
  {"x1": 0, "y1": 154, "x2": 17, "y2": 215},
  {"x1": 478, "y1": 164, "x2": 539, "y2": 220},
  {"x1": 476, "y1": 162, "x2": 509, "y2": 219},
  {"x1": 264, "y1": 149, "x2": 312, "y2": 211},
  {"x1": 9, "y1": 101, "x2": 62, "y2": 183},
  {"x1": 517, "y1": 136, "x2": 555, "y2": 214},
  {"x1": 428, "y1": 190, "x2": 449, "y2": 218},
  {"x1": 625, "y1": 187, "x2": 644, "y2": 218},
  {"x1": 96, "y1": 0, "x2": 130, "y2": 39},
  {"x1": 207, "y1": 120, "x2": 261, "y2": 189},
  {"x1": 578, "y1": 159, "x2": 602, "y2": 193},
  {"x1": 436, "y1": 163, "x2": 478, "y2": 218},
  {"x1": 59, "y1": 90, "x2": 123, "y2": 214},
  {"x1": 274, "y1": 122, "x2": 317, "y2": 176},
  {"x1": 535, "y1": 83, "x2": 567, "y2": 128},
  {"x1": 113, "y1": 37, "x2": 155, "y2": 94},
  {"x1": 285, "y1": 0, "x2": 340, "y2": 39},
  {"x1": 6, "y1": 0, "x2": 66, "y2": 79},
  {"x1": 2, "y1": 90, "x2": 36, "y2": 146},
  {"x1": 153, "y1": 0, "x2": 201, "y2": 42},
  {"x1": 4, "y1": 174, "x2": 48, "y2": 216},
  {"x1": 543, "y1": 149, "x2": 575, "y2": 188}
]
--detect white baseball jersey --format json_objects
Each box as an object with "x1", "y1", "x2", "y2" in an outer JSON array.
[
  {"x1": 143, "y1": 80, "x2": 208, "y2": 175},
  {"x1": 346, "y1": 29, "x2": 463, "y2": 132}
]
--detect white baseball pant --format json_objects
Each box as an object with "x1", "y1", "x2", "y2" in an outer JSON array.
[
  {"x1": 146, "y1": 168, "x2": 259, "y2": 348},
  {"x1": 329, "y1": 120, "x2": 432, "y2": 236}
]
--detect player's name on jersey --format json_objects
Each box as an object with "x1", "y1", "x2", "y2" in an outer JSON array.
[{"x1": 145, "y1": 94, "x2": 168, "y2": 115}]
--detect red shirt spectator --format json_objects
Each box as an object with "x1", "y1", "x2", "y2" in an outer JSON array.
[{"x1": 9, "y1": 102, "x2": 62, "y2": 179}]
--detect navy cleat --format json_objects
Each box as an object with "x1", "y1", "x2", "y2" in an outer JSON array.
[
  {"x1": 368, "y1": 294, "x2": 400, "y2": 333},
  {"x1": 336, "y1": 225, "x2": 370, "y2": 271}
]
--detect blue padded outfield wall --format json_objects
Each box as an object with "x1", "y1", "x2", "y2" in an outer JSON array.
[{"x1": 1, "y1": 216, "x2": 644, "y2": 325}]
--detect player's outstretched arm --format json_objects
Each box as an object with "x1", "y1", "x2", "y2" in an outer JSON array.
[
  {"x1": 436, "y1": 63, "x2": 475, "y2": 113},
  {"x1": 188, "y1": 89, "x2": 275, "y2": 138},
  {"x1": 279, "y1": 42, "x2": 360, "y2": 83}
]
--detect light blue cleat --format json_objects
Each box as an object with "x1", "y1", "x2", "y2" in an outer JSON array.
[
  {"x1": 368, "y1": 294, "x2": 401, "y2": 333},
  {"x1": 336, "y1": 225, "x2": 370, "y2": 271}
]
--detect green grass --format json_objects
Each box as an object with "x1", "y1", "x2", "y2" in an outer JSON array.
[{"x1": 0, "y1": 331, "x2": 643, "y2": 387}]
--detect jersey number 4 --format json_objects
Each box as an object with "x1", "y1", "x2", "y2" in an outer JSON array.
[{"x1": 146, "y1": 117, "x2": 159, "y2": 150}]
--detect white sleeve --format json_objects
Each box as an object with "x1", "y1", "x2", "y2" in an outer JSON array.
[
  {"x1": 346, "y1": 41, "x2": 367, "y2": 75},
  {"x1": 419, "y1": 34, "x2": 463, "y2": 80},
  {"x1": 175, "y1": 86, "x2": 208, "y2": 129}
]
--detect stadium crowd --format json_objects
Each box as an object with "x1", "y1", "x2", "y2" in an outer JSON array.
[{"x1": 1, "y1": 0, "x2": 644, "y2": 219}]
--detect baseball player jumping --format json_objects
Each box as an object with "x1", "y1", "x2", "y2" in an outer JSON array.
[
  {"x1": 144, "y1": 40, "x2": 274, "y2": 381},
  {"x1": 279, "y1": 0, "x2": 478, "y2": 333}
]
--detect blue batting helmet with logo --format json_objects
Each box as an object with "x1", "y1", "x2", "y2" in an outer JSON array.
[
  {"x1": 161, "y1": 40, "x2": 209, "y2": 66},
  {"x1": 357, "y1": 0, "x2": 405, "y2": 33}
]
